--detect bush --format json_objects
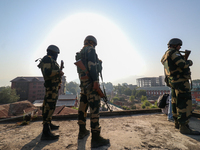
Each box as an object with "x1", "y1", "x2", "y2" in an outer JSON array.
[
  {"x1": 129, "y1": 95, "x2": 135, "y2": 102},
  {"x1": 143, "y1": 100, "x2": 151, "y2": 106},
  {"x1": 141, "y1": 95, "x2": 147, "y2": 102},
  {"x1": 150, "y1": 105, "x2": 157, "y2": 109},
  {"x1": 130, "y1": 105, "x2": 136, "y2": 109},
  {"x1": 122, "y1": 106, "x2": 130, "y2": 110},
  {"x1": 112, "y1": 96, "x2": 119, "y2": 102},
  {"x1": 141, "y1": 104, "x2": 146, "y2": 109}
]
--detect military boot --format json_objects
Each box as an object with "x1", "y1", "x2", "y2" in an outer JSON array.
[
  {"x1": 41, "y1": 123, "x2": 59, "y2": 140},
  {"x1": 174, "y1": 118, "x2": 179, "y2": 129},
  {"x1": 180, "y1": 124, "x2": 200, "y2": 135},
  {"x1": 91, "y1": 130, "x2": 110, "y2": 148},
  {"x1": 50, "y1": 121, "x2": 59, "y2": 130},
  {"x1": 78, "y1": 124, "x2": 90, "y2": 139}
]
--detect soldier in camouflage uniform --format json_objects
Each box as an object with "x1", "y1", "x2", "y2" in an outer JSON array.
[
  {"x1": 161, "y1": 38, "x2": 200, "y2": 135},
  {"x1": 38, "y1": 45, "x2": 64, "y2": 140},
  {"x1": 75, "y1": 35, "x2": 110, "y2": 148}
]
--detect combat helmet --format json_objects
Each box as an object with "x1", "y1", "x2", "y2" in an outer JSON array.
[
  {"x1": 84, "y1": 35, "x2": 97, "y2": 46},
  {"x1": 168, "y1": 38, "x2": 182, "y2": 46},
  {"x1": 47, "y1": 45, "x2": 60, "y2": 54}
]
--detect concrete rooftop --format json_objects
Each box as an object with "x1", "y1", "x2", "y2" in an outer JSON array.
[{"x1": 0, "y1": 110, "x2": 200, "y2": 150}]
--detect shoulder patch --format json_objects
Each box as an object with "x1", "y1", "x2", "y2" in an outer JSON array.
[{"x1": 176, "y1": 54, "x2": 181, "y2": 56}]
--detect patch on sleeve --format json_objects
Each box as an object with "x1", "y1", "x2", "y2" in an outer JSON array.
[{"x1": 176, "y1": 54, "x2": 181, "y2": 56}]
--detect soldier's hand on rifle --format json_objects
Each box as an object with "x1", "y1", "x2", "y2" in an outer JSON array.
[
  {"x1": 59, "y1": 70, "x2": 64, "y2": 76},
  {"x1": 93, "y1": 81, "x2": 104, "y2": 98}
]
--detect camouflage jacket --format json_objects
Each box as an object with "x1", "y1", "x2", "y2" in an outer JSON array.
[
  {"x1": 38, "y1": 55, "x2": 61, "y2": 86},
  {"x1": 76, "y1": 45, "x2": 102, "y2": 82},
  {"x1": 161, "y1": 48, "x2": 192, "y2": 83}
]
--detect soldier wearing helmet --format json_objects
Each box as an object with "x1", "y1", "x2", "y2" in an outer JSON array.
[
  {"x1": 37, "y1": 45, "x2": 64, "y2": 140},
  {"x1": 161, "y1": 38, "x2": 200, "y2": 135},
  {"x1": 75, "y1": 35, "x2": 110, "y2": 148}
]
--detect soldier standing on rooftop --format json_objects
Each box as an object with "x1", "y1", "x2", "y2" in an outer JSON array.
[
  {"x1": 75, "y1": 35, "x2": 110, "y2": 148},
  {"x1": 161, "y1": 38, "x2": 200, "y2": 135},
  {"x1": 37, "y1": 45, "x2": 64, "y2": 140}
]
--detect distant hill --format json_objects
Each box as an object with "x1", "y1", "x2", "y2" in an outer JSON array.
[{"x1": 69, "y1": 75, "x2": 143, "y2": 85}]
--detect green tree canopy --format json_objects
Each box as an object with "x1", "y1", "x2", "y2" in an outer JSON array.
[
  {"x1": 66, "y1": 81, "x2": 80, "y2": 95},
  {"x1": 129, "y1": 95, "x2": 135, "y2": 102},
  {"x1": 0, "y1": 86, "x2": 20, "y2": 104},
  {"x1": 140, "y1": 95, "x2": 147, "y2": 102},
  {"x1": 135, "y1": 90, "x2": 146, "y2": 98},
  {"x1": 124, "y1": 88, "x2": 132, "y2": 96}
]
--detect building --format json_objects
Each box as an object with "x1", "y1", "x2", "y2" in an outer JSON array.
[
  {"x1": 137, "y1": 86, "x2": 170, "y2": 97},
  {"x1": 137, "y1": 76, "x2": 165, "y2": 87},
  {"x1": 191, "y1": 80, "x2": 200, "y2": 104},
  {"x1": 10, "y1": 76, "x2": 66, "y2": 103}
]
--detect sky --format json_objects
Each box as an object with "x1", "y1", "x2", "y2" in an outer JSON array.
[{"x1": 1, "y1": 0, "x2": 200, "y2": 86}]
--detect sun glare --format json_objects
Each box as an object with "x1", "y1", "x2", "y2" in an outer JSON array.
[{"x1": 33, "y1": 13, "x2": 146, "y2": 82}]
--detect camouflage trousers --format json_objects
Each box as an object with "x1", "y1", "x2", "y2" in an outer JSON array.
[
  {"x1": 169, "y1": 80, "x2": 192, "y2": 125},
  {"x1": 42, "y1": 84, "x2": 59, "y2": 124},
  {"x1": 78, "y1": 79, "x2": 101, "y2": 132}
]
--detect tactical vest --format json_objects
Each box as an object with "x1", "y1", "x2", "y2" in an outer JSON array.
[
  {"x1": 161, "y1": 49, "x2": 191, "y2": 82},
  {"x1": 75, "y1": 46, "x2": 102, "y2": 75},
  {"x1": 38, "y1": 55, "x2": 60, "y2": 81}
]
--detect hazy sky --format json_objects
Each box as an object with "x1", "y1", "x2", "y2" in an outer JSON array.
[{"x1": 1, "y1": 0, "x2": 200, "y2": 86}]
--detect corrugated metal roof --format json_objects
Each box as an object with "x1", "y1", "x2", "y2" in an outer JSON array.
[{"x1": 58, "y1": 95, "x2": 77, "y2": 100}]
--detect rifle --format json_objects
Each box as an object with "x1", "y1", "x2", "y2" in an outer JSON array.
[
  {"x1": 180, "y1": 50, "x2": 191, "y2": 60},
  {"x1": 74, "y1": 59, "x2": 112, "y2": 112},
  {"x1": 60, "y1": 60, "x2": 64, "y2": 71},
  {"x1": 58, "y1": 60, "x2": 64, "y2": 89}
]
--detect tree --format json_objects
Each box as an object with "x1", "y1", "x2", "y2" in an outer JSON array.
[
  {"x1": 130, "y1": 105, "x2": 136, "y2": 109},
  {"x1": 143, "y1": 100, "x2": 151, "y2": 107},
  {"x1": 132, "y1": 88, "x2": 137, "y2": 96},
  {"x1": 66, "y1": 81, "x2": 80, "y2": 95},
  {"x1": 0, "y1": 86, "x2": 20, "y2": 104},
  {"x1": 112, "y1": 96, "x2": 119, "y2": 102},
  {"x1": 113, "y1": 84, "x2": 125, "y2": 95},
  {"x1": 135, "y1": 90, "x2": 146, "y2": 98},
  {"x1": 124, "y1": 88, "x2": 132, "y2": 96},
  {"x1": 140, "y1": 95, "x2": 147, "y2": 102},
  {"x1": 129, "y1": 95, "x2": 135, "y2": 102}
]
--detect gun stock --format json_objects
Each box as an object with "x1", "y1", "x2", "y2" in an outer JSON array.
[
  {"x1": 60, "y1": 60, "x2": 64, "y2": 71},
  {"x1": 184, "y1": 50, "x2": 191, "y2": 60},
  {"x1": 74, "y1": 59, "x2": 89, "y2": 74},
  {"x1": 180, "y1": 50, "x2": 191, "y2": 60}
]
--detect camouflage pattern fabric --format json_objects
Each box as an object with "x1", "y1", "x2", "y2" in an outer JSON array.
[
  {"x1": 161, "y1": 47, "x2": 192, "y2": 125},
  {"x1": 161, "y1": 48, "x2": 192, "y2": 83},
  {"x1": 169, "y1": 80, "x2": 192, "y2": 125},
  {"x1": 76, "y1": 45, "x2": 102, "y2": 82},
  {"x1": 38, "y1": 55, "x2": 60, "y2": 124},
  {"x1": 42, "y1": 84, "x2": 59, "y2": 124},
  {"x1": 78, "y1": 82, "x2": 101, "y2": 131},
  {"x1": 77, "y1": 45, "x2": 102, "y2": 131}
]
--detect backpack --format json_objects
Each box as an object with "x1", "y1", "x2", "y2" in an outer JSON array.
[{"x1": 157, "y1": 93, "x2": 169, "y2": 108}]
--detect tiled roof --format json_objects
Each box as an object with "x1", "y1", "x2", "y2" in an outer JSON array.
[{"x1": 0, "y1": 101, "x2": 37, "y2": 119}]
